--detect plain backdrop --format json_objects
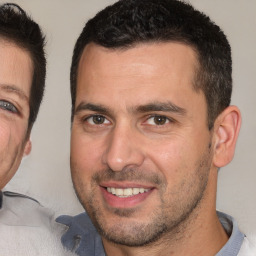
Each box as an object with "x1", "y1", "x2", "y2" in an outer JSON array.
[{"x1": 2, "y1": 0, "x2": 256, "y2": 235}]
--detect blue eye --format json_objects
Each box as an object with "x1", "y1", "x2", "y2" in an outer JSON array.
[{"x1": 0, "y1": 100, "x2": 18, "y2": 113}]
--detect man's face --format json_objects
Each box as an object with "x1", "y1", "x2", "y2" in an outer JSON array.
[
  {"x1": 0, "y1": 40, "x2": 32, "y2": 189},
  {"x1": 71, "y1": 42, "x2": 216, "y2": 246}
]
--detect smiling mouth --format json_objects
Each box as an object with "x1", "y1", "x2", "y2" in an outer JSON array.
[{"x1": 106, "y1": 187, "x2": 150, "y2": 198}]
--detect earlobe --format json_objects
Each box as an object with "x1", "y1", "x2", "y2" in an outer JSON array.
[
  {"x1": 23, "y1": 139, "x2": 32, "y2": 156},
  {"x1": 213, "y1": 106, "x2": 241, "y2": 167}
]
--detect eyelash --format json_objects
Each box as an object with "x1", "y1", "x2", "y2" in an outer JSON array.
[
  {"x1": 84, "y1": 114, "x2": 110, "y2": 125},
  {"x1": 0, "y1": 100, "x2": 18, "y2": 113},
  {"x1": 145, "y1": 115, "x2": 173, "y2": 126}
]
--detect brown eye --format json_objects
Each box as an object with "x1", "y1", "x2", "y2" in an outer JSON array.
[
  {"x1": 153, "y1": 116, "x2": 167, "y2": 125},
  {"x1": 92, "y1": 115, "x2": 105, "y2": 124},
  {"x1": 85, "y1": 115, "x2": 110, "y2": 126}
]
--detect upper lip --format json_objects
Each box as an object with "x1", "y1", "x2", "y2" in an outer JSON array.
[{"x1": 100, "y1": 181, "x2": 154, "y2": 189}]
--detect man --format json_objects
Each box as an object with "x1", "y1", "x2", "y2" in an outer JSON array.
[
  {"x1": 57, "y1": 0, "x2": 256, "y2": 255},
  {"x1": 0, "y1": 3, "x2": 74, "y2": 255}
]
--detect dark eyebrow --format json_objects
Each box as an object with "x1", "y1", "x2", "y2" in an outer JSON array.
[
  {"x1": 75, "y1": 101, "x2": 186, "y2": 117},
  {"x1": 135, "y1": 101, "x2": 186, "y2": 115},
  {"x1": 0, "y1": 84, "x2": 29, "y2": 103},
  {"x1": 75, "y1": 102, "x2": 110, "y2": 115}
]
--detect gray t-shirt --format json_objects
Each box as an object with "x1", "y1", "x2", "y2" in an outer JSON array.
[{"x1": 57, "y1": 211, "x2": 245, "y2": 256}]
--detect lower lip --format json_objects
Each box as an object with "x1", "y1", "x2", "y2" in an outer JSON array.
[{"x1": 100, "y1": 187, "x2": 153, "y2": 208}]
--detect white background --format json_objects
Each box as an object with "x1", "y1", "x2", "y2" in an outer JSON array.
[{"x1": 3, "y1": 0, "x2": 256, "y2": 235}]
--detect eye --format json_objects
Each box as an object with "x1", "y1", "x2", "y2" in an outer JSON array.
[
  {"x1": 146, "y1": 115, "x2": 170, "y2": 125},
  {"x1": 0, "y1": 100, "x2": 18, "y2": 113},
  {"x1": 86, "y1": 115, "x2": 110, "y2": 125}
]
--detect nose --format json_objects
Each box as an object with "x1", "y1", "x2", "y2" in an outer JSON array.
[{"x1": 102, "y1": 124, "x2": 145, "y2": 172}]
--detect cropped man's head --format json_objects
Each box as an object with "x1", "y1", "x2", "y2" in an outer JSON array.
[
  {"x1": 0, "y1": 3, "x2": 46, "y2": 188},
  {"x1": 70, "y1": 0, "x2": 232, "y2": 130},
  {"x1": 0, "y1": 3, "x2": 46, "y2": 132},
  {"x1": 70, "y1": 0, "x2": 241, "y2": 251}
]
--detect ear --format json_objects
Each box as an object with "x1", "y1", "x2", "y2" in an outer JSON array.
[
  {"x1": 23, "y1": 138, "x2": 32, "y2": 156},
  {"x1": 213, "y1": 106, "x2": 241, "y2": 168}
]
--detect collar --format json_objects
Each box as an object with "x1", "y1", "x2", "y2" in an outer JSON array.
[
  {"x1": 216, "y1": 211, "x2": 245, "y2": 255},
  {"x1": 56, "y1": 212, "x2": 105, "y2": 256},
  {"x1": 0, "y1": 191, "x2": 2, "y2": 209}
]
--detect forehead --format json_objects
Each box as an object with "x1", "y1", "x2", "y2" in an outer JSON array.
[
  {"x1": 0, "y1": 39, "x2": 32, "y2": 99},
  {"x1": 76, "y1": 42, "x2": 202, "y2": 110}
]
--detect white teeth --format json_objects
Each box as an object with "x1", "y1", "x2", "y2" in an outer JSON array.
[
  {"x1": 132, "y1": 188, "x2": 140, "y2": 195},
  {"x1": 106, "y1": 187, "x2": 149, "y2": 197},
  {"x1": 116, "y1": 188, "x2": 124, "y2": 196},
  {"x1": 139, "y1": 188, "x2": 145, "y2": 193},
  {"x1": 122, "y1": 188, "x2": 131, "y2": 196}
]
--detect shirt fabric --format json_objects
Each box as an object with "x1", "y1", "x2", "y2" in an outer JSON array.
[
  {"x1": 0, "y1": 190, "x2": 75, "y2": 256},
  {"x1": 216, "y1": 211, "x2": 244, "y2": 256},
  {"x1": 57, "y1": 210, "x2": 245, "y2": 256}
]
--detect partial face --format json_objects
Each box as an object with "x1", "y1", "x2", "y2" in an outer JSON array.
[
  {"x1": 0, "y1": 40, "x2": 32, "y2": 189},
  {"x1": 71, "y1": 43, "x2": 215, "y2": 246}
]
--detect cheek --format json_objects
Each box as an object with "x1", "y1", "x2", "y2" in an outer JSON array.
[
  {"x1": 0, "y1": 117, "x2": 28, "y2": 143},
  {"x1": 0, "y1": 120, "x2": 27, "y2": 188},
  {"x1": 147, "y1": 137, "x2": 199, "y2": 182},
  {"x1": 71, "y1": 134, "x2": 105, "y2": 175},
  {"x1": 70, "y1": 135, "x2": 105, "y2": 205},
  {"x1": 0, "y1": 120, "x2": 12, "y2": 150}
]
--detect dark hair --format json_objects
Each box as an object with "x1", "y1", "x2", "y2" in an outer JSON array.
[
  {"x1": 0, "y1": 3, "x2": 46, "y2": 132},
  {"x1": 71, "y1": 0, "x2": 232, "y2": 129}
]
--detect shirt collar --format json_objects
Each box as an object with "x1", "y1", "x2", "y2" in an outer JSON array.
[
  {"x1": 216, "y1": 211, "x2": 245, "y2": 256},
  {"x1": 56, "y1": 212, "x2": 105, "y2": 256},
  {"x1": 0, "y1": 191, "x2": 2, "y2": 209}
]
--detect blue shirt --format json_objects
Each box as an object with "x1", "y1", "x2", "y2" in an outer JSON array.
[{"x1": 56, "y1": 211, "x2": 245, "y2": 256}]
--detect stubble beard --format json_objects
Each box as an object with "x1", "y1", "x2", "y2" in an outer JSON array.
[{"x1": 71, "y1": 147, "x2": 213, "y2": 247}]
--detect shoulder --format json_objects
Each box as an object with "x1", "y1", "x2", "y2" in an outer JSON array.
[
  {"x1": 56, "y1": 212, "x2": 105, "y2": 256},
  {"x1": 0, "y1": 191, "x2": 76, "y2": 256},
  {"x1": 238, "y1": 234, "x2": 256, "y2": 256},
  {"x1": 0, "y1": 190, "x2": 54, "y2": 227}
]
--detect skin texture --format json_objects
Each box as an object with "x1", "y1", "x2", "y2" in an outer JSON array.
[
  {"x1": 71, "y1": 42, "x2": 241, "y2": 256},
  {"x1": 0, "y1": 40, "x2": 32, "y2": 189}
]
